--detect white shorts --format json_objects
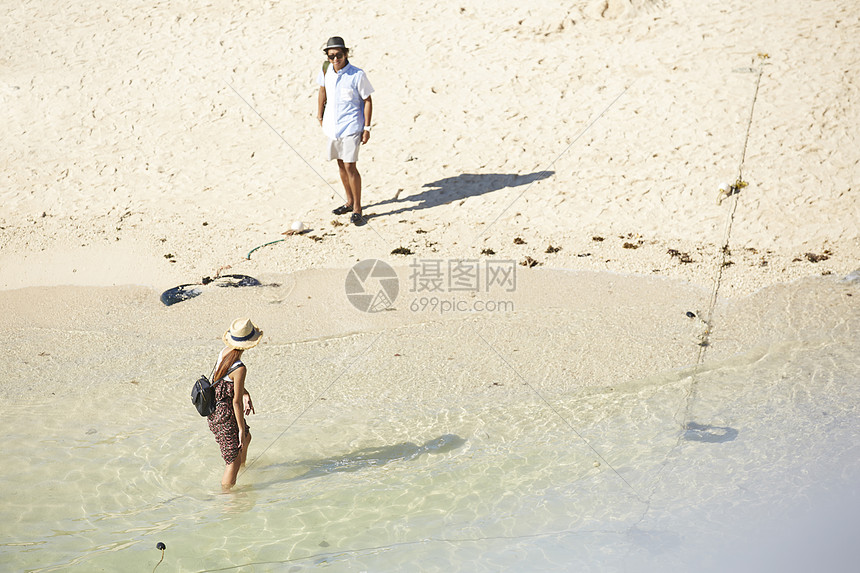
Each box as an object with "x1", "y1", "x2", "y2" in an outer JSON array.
[{"x1": 326, "y1": 133, "x2": 362, "y2": 162}]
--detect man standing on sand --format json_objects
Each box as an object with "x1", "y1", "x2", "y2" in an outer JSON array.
[{"x1": 317, "y1": 36, "x2": 374, "y2": 226}]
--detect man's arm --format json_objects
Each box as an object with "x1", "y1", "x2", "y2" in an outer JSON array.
[
  {"x1": 317, "y1": 87, "x2": 326, "y2": 126},
  {"x1": 361, "y1": 95, "x2": 372, "y2": 143}
]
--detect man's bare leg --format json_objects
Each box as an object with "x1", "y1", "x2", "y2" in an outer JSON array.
[
  {"x1": 343, "y1": 162, "x2": 362, "y2": 213},
  {"x1": 337, "y1": 159, "x2": 355, "y2": 208}
]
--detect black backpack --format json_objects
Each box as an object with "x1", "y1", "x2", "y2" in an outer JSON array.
[{"x1": 191, "y1": 361, "x2": 244, "y2": 417}]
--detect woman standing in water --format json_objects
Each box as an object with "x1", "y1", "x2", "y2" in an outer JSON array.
[{"x1": 209, "y1": 318, "x2": 261, "y2": 490}]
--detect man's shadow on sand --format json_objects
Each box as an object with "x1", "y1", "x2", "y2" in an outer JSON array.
[
  {"x1": 366, "y1": 171, "x2": 554, "y2": 219},
  {"x1": 252, "y1": 434, "x2": 466, "y2": 488}
]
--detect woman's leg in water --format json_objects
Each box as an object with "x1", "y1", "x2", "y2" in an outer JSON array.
[{"x1": 221, "y1": 432, "x2": 251, "y2": 490}]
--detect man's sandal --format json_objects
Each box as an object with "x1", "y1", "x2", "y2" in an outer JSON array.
[{"x1": 332, "y1": 204, "x2": 352, "y2": 215}]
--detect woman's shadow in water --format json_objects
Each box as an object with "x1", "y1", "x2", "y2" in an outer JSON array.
[
  {"x1": 253, "y1": 434, "x2": 466, "y2": 487},
  {"x1": 365, "y1": 171, "x2": 554, "y2": 219}
]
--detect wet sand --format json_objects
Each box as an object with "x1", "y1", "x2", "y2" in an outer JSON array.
[{"x1": 3, "y1": 268, "x2": 856, "y2": 407}]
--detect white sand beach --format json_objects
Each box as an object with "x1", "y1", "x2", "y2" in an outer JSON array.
[
  {"x1": 1, "y1": 0, "x2": 858, "y2": 571},
  {"x1": 2, "y1": 0, "x2": 857, "y2": 293}
]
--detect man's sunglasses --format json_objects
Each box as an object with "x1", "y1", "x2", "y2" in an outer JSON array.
[{"x1": 327, "y1": 52, "x2": 345, "y2": 61}]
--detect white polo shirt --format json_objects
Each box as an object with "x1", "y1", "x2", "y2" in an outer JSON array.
[{"x1": 317, "y1": 62, "x2": 374, "y2": 140}]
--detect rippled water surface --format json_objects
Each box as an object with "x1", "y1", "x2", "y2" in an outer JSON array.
[{"x1": 2, "y1": 279, "x2": 858, "y2": 572}]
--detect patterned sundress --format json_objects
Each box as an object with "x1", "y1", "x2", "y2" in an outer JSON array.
[{"x1": 207, "y1": 358, "x2": 249, "y2": 464}]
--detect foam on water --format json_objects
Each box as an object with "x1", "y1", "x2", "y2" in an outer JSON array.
[{"x1": 1, "y1": 277, "x2": 858, "y2": 571}]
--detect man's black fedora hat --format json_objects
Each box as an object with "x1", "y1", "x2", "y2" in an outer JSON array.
[{"x1": 323, "y1": 36, "x2": 347, "y2": 51}]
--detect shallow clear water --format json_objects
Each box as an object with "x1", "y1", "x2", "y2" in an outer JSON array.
[{"x1": 2, "y1": 279, "x2": 858, "y2": 572}]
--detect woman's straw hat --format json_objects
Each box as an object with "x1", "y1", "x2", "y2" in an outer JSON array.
[{"x1": 223, "y1": 318, "x2": 263, "y2": 350}]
